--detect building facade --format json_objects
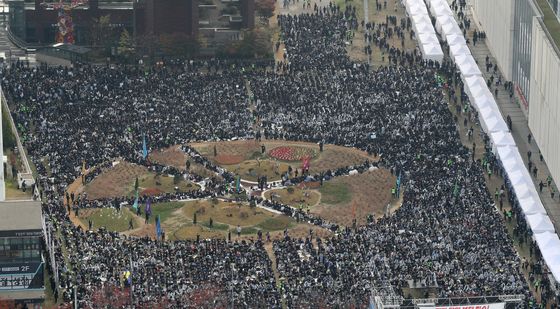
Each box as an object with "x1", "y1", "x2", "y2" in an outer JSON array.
[
  {"x1": 472, "y1": 0, "x2": 560, "y2": 187},
  {"x1": 0, "y1": 201, "x2": 44, "y2": 306},
  {"x1": 8, "y1": 0, "x2": 254, "y2": 45}
]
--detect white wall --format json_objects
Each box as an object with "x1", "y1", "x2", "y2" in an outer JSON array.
[
  {"x1": 528, "y1": 19, "x2": 560, "y2": 187},
  {"x1": 472, "y1": 0, "x2": 515, "y2": 80}
]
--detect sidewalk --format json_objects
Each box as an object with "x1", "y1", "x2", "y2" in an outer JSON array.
[{"x1": 463, "y1": 5, "x2": 560, "y2": 232}]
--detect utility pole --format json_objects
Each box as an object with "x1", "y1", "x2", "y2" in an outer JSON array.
[{"x1": 129, "y1": 254, "x2": 134, "y2": 306}]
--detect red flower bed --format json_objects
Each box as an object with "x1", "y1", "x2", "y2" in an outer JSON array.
[
  {"x1": 268, "y1": 146, "x2": 316, "y2": 161},
  {"x1": 141, "y1": 188, "x2": 164, "y2": 196}
]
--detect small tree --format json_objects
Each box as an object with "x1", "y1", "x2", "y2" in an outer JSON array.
[
  {"x1": 173, "y1": 173, "x2": 182, "y2": 185},
  {"x1": 255, "y1": 0, "x2": 275, "y2": 19},
  {"x1": 118, "y1": 29, "x2": 135, "y2": 61}
]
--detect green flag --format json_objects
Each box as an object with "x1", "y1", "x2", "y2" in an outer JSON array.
[{"x1": 453, "y1": 178, "x2": 459, "y2": 197}]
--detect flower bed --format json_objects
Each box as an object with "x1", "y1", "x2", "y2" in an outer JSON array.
[
  {"x1": 268, "y1": 146, "x2": 317, "y2": 161},
  {"x1": 215, "y1": 154, "x2": 245, "y2": 165},
  {"x1": 141, "y1": 188, "x2": 164, "y2": 196}
]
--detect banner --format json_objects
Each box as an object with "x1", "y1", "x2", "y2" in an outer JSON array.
[{"x1": 422, "y1": 303, "x2": 506, "y2": 309}]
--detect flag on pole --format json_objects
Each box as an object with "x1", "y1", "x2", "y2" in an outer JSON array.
[
  {"x1": 155, "y1": 215, "x2": 162, "y2": 239},
  {"x1": 302, "y1": 156, "x2": 310, "y2": 172},
  {"x1": 145, "y1": 197, "x2": 151, "y2": 215},
  {"x1": 142, "y1": 134, "x2": 148, "y2": 159},
  {"x1": 132, "y1": 189, "x2": 139, "y2": 210},
  {"x1": 396, "y1": 171, "x2": 402, "y2": 197},
  {"x1": 453, "y1": 178, "x2": 460, "y2": 197}
]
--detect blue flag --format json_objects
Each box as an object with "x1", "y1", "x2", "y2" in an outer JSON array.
[
  {"x1": 145, "y1": 198, "x2": 151, "y2": 215},
  {"x1": 155, "y1": 215, "x2": 161, "y2": 239},
  {"x1": 142, "y1": 134, "x2": 148, "y2": 159}
]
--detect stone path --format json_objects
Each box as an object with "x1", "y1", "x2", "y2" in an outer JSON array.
[{"x1": 461, "y1": 2, "x2": 560, "y2": 232}]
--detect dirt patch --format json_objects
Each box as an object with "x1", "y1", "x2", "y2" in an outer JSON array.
[
  {"x1": 84, "y1": 162, "x2": 148, "y2": 200},
  {"x1": 149, "y1": 146, "x2": 188, "y2": 169},
  {"x1": 311, "y1": 168, "x2": 396, "y2": 226},
  {"x1": 149, "y1": 145, "x2": 218, "y2": 179},
  {"x1": 215, "y1": 154, "x2": 245, "y2": 165}
]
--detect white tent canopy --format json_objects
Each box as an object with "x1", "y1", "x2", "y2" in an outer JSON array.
[
  {"x1": 435, "y1": 14, "x2": 454, "y2": 33},
  {"x1": 536, "y1": 232, "x2": 560, "y2": 282},
  {"x1": 513, "y1": 181, "x2": 539, "y2": 200},
  {"x1": 465, "y1": 75, "x2": 487, "y2": 100},
  {"x1": 518, "y1": 195, "x2": 547, "y2": 215},
  {"x1": 406, "y1": 2, "x2": 429, "y2": 16},
  {"x1": 535, "y1": 232, "x2": 560, "y2": 251},
  {"x1": 468, "y1": 82, "x2": 493, "y2": 100},
  {"x1": 447, "y1": 34, "x2": 467, "y2": 47},
  {"x1": 440, "y1": 23, "x2": 463, "y2": 39},
  {"x1": 425, "y1": 0, "x2": 445, "y2": 9},
  {"x1": 507, "y1": 169, "x2": 531, "y2": 187},
  {"x1": 430, "y1": 1, "x2": 453, "y2": 17},
  {"x1": 457, "y1": 56, "x2": 482, "y2": 78},
  {"x1": 420, "y1": 43, "x2": 444, "y2": 62},
  {"x1": 472, "y1": 93, "x2": 497, "y2": 112},
  {"x1": 496, "y1": 145, "x2": 518, "y2": 161},
  {"x1": 481, "y1": 115, "x2": 509, "y2": 134},
  {"x1": 417, "y1": 33, "x2": 439, "y2": 45},
  {"x1": 412, "y1": 14, "x2": 432, "y2": 26},
  {"x1": 449, "y1": 43, "x2": 471, "y2": 60},
  {"x1": 490, "y1": 131, "x2": 515, "y2": 153},
  {"x1": 414, "y1": 21, "x2": 437, "y2": 34},
  {"x1": 526, "y1": 213, "x2": 555, "y2": 233}
]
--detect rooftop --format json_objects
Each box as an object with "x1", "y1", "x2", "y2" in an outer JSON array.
[
  {"x1": 535, "y1": 0, "x2": 560, "y2": 50},
  {"x1": 0, "y1": 201, "x2": 42, "y2": 231}
]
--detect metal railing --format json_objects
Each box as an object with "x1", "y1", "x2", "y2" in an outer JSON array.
[{"x1": 1, "y1": 86, "x2": 35, "y2": 188}]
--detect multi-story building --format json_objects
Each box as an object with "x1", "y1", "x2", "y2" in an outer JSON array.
[
  {"x1": 472, "y1": 0, "x2": 560, "y2": 190},
  {"x1": 7, "y1": 0, "x2": 255, "y2": 46}
]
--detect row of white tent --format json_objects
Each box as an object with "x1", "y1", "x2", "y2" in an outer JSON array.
[
  {"x1": 402, "y1": 0, "x2": 444, "y2": 62},
  {"x1": 424, "y1": 0, "x2": 560, "y2": 283}
]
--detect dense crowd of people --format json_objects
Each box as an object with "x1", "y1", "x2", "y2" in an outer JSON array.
[{"x1": 1, "y1": 0, "x2": 554, "y2": 307}]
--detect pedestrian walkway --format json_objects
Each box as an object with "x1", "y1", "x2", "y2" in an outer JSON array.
[{"x1": 463, "y1": 4, "x2": 560, "y2": 232}]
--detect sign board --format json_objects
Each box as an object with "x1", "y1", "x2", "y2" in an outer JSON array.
[
  {"x1": 422, "y1": 303, "x2": 506, "y2": 309},
  {"x1": 0, "y1": 262, "x2": 43, "y2": 290}
]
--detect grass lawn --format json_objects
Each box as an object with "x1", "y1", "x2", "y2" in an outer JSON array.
[
  {"x1": 183, "y1": 200, "x2": 276, "y2": 227},
  {"x1": 256, "y1": 216, "x2": 293, "y2": 231},
  {"x1": 263, "y1": 186, "x2": 320, "y2": 207},
  {"x1": 5, "y1": 178, "x2": 32, "y2": 200},
  {"x1": 132, "y1": 173, "x2": 200, "y2": 196},
  {"x1": 160, "y1": 199, "x2": 295, "y2": 240},
  {"x1": 78, "y1": 208, "x2": 137, "y2": 232},
  {"x1": 147, "y1": 201, "x2": 185, "y2": 223},
  {"x1": 319, "y1": 182, "x2": 352, "y2": 205},
  {"x1": 172, "y1": 224, "x2": 225, "y2": 240},
  {"x1": 223, "y1": 159, "x2": 290, "y2": 182}
]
